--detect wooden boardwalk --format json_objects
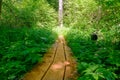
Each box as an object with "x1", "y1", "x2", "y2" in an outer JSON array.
[{"x1": 23, "y1": 36, "x2": 77, "y2": 80}]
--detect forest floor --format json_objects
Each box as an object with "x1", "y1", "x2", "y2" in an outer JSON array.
[{"x1": 22, "y1": 35, "x2": 77, "y2": 80}]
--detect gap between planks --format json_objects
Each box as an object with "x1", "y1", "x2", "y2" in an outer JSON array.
[{"x1": 22, "y1": 35, "x2": 77, "y2": 80}]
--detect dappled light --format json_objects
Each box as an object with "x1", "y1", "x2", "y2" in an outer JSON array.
[{"x1": 50, "y1": 61, "x2": 70, "y2": 71}]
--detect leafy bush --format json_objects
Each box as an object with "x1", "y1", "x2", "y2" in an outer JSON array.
[
  {"x1": 65, "y1": 28, "x2": 120, "y2": 80},
  {"x1": 0, "y1": 27, "x2": 57, "y2": 80},
  {"x1": 64, "y1": 0, "x2": 120, "y2": 79},
  {"x1": 0, "y1": 0, "x2": 57, "y2": 28}
]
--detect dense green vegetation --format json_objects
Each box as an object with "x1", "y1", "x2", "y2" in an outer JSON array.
[
  {"x1": 0, "y1": 0, "x2": 57, "y2": 80},
  {"x1": 0, "y1": 0, "x2": 120, "y2": 80},
  {"x1": 0, "y1": 0, "x2": 57, "y2": 27},
  {"x1": 64, "y1": 0, "x2": 120, "y2": 80},
  {"x1": 66, "y1": 27, "x2": 120, "y2": 80},
  {"x1": 0, "y1": 27, "x2": 57, "y2": 80}
]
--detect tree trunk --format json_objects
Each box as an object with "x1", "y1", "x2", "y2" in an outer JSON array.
[{"x1": 59, "y1": 0, "x2": 63, "y2": 27}]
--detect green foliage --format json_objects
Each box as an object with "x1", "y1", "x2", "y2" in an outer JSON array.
[
  {"x1": 65, "y1": 28, "x2": 120, "y2": 80},
  {"x1": 0, "y1": 0, "x2": 120, "y2": 80},
  {"x1": 46, "y1": 0, "x2": 58, "y2": 10},
  {"x1": 0, "y1": 0, "x2": 58, "y2": 79},
  {"x1": 0, "y1": 27, "x2": 57, "y2": 80},
  {"x1": 0, "y1": 0, "x2": 57, "y2": 27},
  {"x1": 64, "y1": 0, "x2": 120, "y2": 30},
  {"x1": 64, "y1": 1, "x2": 120, "y2": 79},
  {"x1": 64, "y1": 0, "x2": 98, "y2": 28},
  {"x1": 0, "y1": 0, "x2": 57, "y2": 79}
]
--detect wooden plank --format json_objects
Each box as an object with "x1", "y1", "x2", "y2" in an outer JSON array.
[
  {"x1": 23, "y1": 43, "x2": 58, "y2": 80},
  {"x1": 42, "y1": 43, "x2": 65, "y2": 80},
  {"x1": 22, "y1": 36, "x2": 77, "y2": 80},
  {"x1": 64, "y1": 44, "x2": 77, "y2": 80}
]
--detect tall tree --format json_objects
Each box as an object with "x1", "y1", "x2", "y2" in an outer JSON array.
[{"x1": 59, "y1": 0, "x2": 63, "y2": 27}]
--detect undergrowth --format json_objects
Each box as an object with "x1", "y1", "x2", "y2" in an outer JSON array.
[
  {"x1": 0, "y1": 26, "x2": 57, "y2": 80},
  {"x1": 65, "y1": 26, "x2": 120, "y2": 80}
]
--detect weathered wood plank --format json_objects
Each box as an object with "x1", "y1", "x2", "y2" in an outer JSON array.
[
  {"x1": 23, "y1": 43, "x2": 58, "y2": 80},
  {"x1": 64, "y1": 45, "x2": 77, "y2": 80},
  {"x1": 42, "y1": 43, "x2": 65, "y2": 80},
  {"x1": 22, "y1": 36, "x2": 77, "y2": 80}
]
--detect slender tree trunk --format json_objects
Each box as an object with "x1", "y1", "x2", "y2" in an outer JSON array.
[
  {"x1": 59, "y1": 0, "x2": 63, "y2": 27},
  {"x1": 0, "y1": 0, "x2": 2, "y2": 18}
]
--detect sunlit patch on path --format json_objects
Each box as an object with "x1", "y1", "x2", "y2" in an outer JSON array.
[{"x1": 22, "y1": 35, "x2": 77, "y2": 80}]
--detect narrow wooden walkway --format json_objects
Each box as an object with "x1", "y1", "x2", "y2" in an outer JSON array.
[{"x1": 23, "y1": 35, "x2": 77, "y2": 80}]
